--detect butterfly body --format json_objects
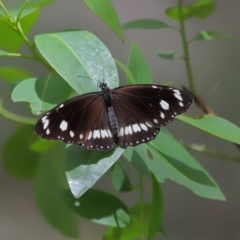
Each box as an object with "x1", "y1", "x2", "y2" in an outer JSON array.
[{"x1": 35, "y1": 83, "x2": 193, "y2": 150}]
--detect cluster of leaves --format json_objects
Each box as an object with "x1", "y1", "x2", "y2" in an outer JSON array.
[{"x1": 0, "y1": 0, "x2": 239, "y2": 239}]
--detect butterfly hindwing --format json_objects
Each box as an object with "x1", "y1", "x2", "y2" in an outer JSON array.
[{"x1": 112, "y1": 84, "x2": 193, "y2": 147}]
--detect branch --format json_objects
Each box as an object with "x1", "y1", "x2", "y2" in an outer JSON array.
[
  {"x1": 0, "y1": 99, "x2": 36, "y2": 125},
  {"x1": 183, "y1": 142, "x2": 240, "y2": 163}
]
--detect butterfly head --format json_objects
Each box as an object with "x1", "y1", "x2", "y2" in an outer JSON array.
[{"x1": 98, "y1": 82, "x2": 109, "y2": 93}]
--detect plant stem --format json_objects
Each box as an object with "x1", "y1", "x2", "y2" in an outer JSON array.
[
  {"x1": 0, "y1": 2, "x2": 53, "y2": 72},
  {"x1": 139, "y1": 173, "x2": 146, "y2": 240},
  {"x1": 0, "y1": 99, "x2": 36, "y2": 125},
  {"x1": 178, "y1": 0, "x2": 197, "y2": 95},
  {"x1": 183, "y1": 143, "x2": 240, "y2": 162},
  {"x1": 16, "y1": 0, "x2": 30, "y2": 23},
  {"x1": 0, "y1": 0, "x2": 10, "y2": 18},
  {"x1": 4, "y1": 52, "x2": 34, "y2": 59}
]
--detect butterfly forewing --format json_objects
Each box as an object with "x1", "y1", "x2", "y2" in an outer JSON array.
[
  {"x1": 112, "y1": 85, "x2": 193, "y2": 147},
  {"x1": 34, "y1": 92, "x2": 115, "y2": 150}
]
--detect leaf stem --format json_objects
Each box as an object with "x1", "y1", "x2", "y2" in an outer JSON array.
[
  {"x1": 0, "y1": 99, "x2": 36, "y2": 125},
  {"x1": 16, "y1": 0, "x2": 30, "y2": 23},
  {"x1": 183, "y1": 143, "x2": 240, "y2": 162},
  {"x1": 0, "y1": 0, "x2": 10, "y2": 18},
  {"x1": 4, "y1": 52, "x2": 35, "y2": 59},
  {"x1": 139, "y1": 173, "x2": 146, "y2": 240},
  {"x1": 0, "y1": 3, "x2": 54, "y2": 72},
  {"x1": 178, "y1": 0, "x2": 196, "y2": 94}
]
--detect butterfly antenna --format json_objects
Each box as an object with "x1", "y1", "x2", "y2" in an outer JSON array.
[
  {"x1": 78, "y1": 75, "x2": 102, "y2": 84},
  {"x1": 77, "y1": 75, "x2": 102, "y2": 91},
  {"x1": 103, "y1": 66, "x2": 105, "y2": 84}
]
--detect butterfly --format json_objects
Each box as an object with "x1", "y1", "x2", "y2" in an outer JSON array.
[{"x1": 34, "y1": 83, "x2": 193, "y2": 150}]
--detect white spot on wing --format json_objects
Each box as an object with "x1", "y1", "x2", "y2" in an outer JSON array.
[
  {"x1": 79, "y1": 134, "x2": 83, "y2": 139},
  {"x1": 173, "y1": 89, "x2": 180, "y2": 94},
  {"x1": 160, "y1": 100, "x2": 169, "y2": 110},
  {"x1": 140, "y1": 123, "x2": 148, "y2": 131},
  {"x1": 107, "y1": 130, "x2": 112, "y2": 137},
  {"x1": 179, "y1": 102, "x2": 184, "y2": 107},
  {"x1": 88, "y1": 131, "x2": 92, "y2": 140},
  {"x1": 160, "y1": 112, "x2": 165, "y2": 119},
  {"x1": 153, "y1": 119, "x2": 158, "y2": 124},
  {"x1": 70, "y1": 131, "x2": 74, "y2": 137},
  {"x1": 43, "y1": 119, "x2": 49, "y2": 129},
  {"x1": 119, "y1": 127, "x2": 124, "y2": 136},
  {"x1": 56, "y1": 103, "x2": 64, "y2": 111},
  {"x1": 41, "y1": 116, "x2": 47, "y2": 123},
  {"x1": 125, "y1": 126, "x2": 133, "y2": 135},
  {"x1": 101, "y1": 129, "x2": 108, "y2": 138},
  {"x1": 152, "y1": 85, "x2": 157, "y2": 88},
  {"x1": 93, "y1": 130, "x2": 100, "y2": 139},
  {"x1": 146, "y1": 122, "x2": 152, "y2": 127},
  {"x1": 60, "y1": 120, "x2": 68, "y2": 131},
  {"x1": 174, "y1": 92, "x2": 183, "y2": 101},
  {"x1": 132, "y1": 124, "x2": 141, "y2": 132},
  {"x1": 46, "y1": 129, "x2": 50, "y2": 135}
]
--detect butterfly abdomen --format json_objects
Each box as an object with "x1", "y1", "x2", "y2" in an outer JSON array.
[
  {"x1": 107, "y1": 106, "x2": 119, "y2": 142},
  {"x1": 103, "y1": 90, "x2": 119, "y2": 143}
]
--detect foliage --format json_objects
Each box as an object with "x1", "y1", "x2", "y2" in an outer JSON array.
[{"x1": 0, "y1": 0, "x2": 238, "y2": 239}]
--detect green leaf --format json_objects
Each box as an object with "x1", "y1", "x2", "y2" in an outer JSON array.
[
  {"x1": 103, "y1": 203, "x2": 163, "y2": 240},
  {"x1": 20, "y1": 0, "x2": 55, "y2": 8},
  {"x1": 6, "y1": 0, "x2": 55, "y2": 17},
  {"x1": 157, "y1": 50, "x2": 180, "y2": 59},
  {"x1": 147, "y1": 174, "x2": 163, "y2": 240},
  {"x1": 0, "y1": 7, "x2": 39, "y2": 52},
  {"x1": 58, "y1": 189, "x2": 131, "y2": 228},
  {"x1": 124, "y1": 129, "x2": 225, "y2": 200},
  {"x1": 0, "y1": 9, "x2": 5, "y2": 17},
  {"x1": 123, "y1": 147, "x2": 151, "y2": 177},
  {"x1": 149, "y1": 129, "x2": 219, "y2": 187},
  {"x1": 115, "y1": 59, "x2": 136, "y2": 84},
  {"x1": 0, "y1": 0, "x2": 53, "y2": 23},
  {"x1": 193, "y1": 30, "x2": 232, "y2": 41},
  {"x1": 65, "y1": 145, "x2": 124, "y2": 198},
  {"x1": 2, "y1": 125, "x2": 40, "y2": 179},
  {"x1": 11, "y1": 75, "x2": 72, "y2": 115},
  {"x1": 35, "y1": 30, "x2": 119, "y2": 94},
  {"x1": 123, "y1": 19, "x2": 171, "y2": 30},
  {"x1": 0, "y1": 67, "x2": 31, "y2": 87},
  {"x1": 166, "y1": 0, "x2": 215, "y2": 21},
  {"x1": 34, "y1": 144, "x2": 79, "y2": 237},
  {"x1": 178, "y1": 115, "x2": 240, "y2": 145},
  {"x1": 83, "y1": 0, "x2": 124, "y2": 41},
  {"x1": 0, "y1": 49, "x2": 7, "y2": 56},
  {"x1": 127, "y1": 42, "x2": 153, "y2": 84},
  {"x1": 111, "y1": 162, "x2": 132, "y2": 192},
  {"x1": 30, "y1": 139, "x2": 57, "y2": 152}
]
